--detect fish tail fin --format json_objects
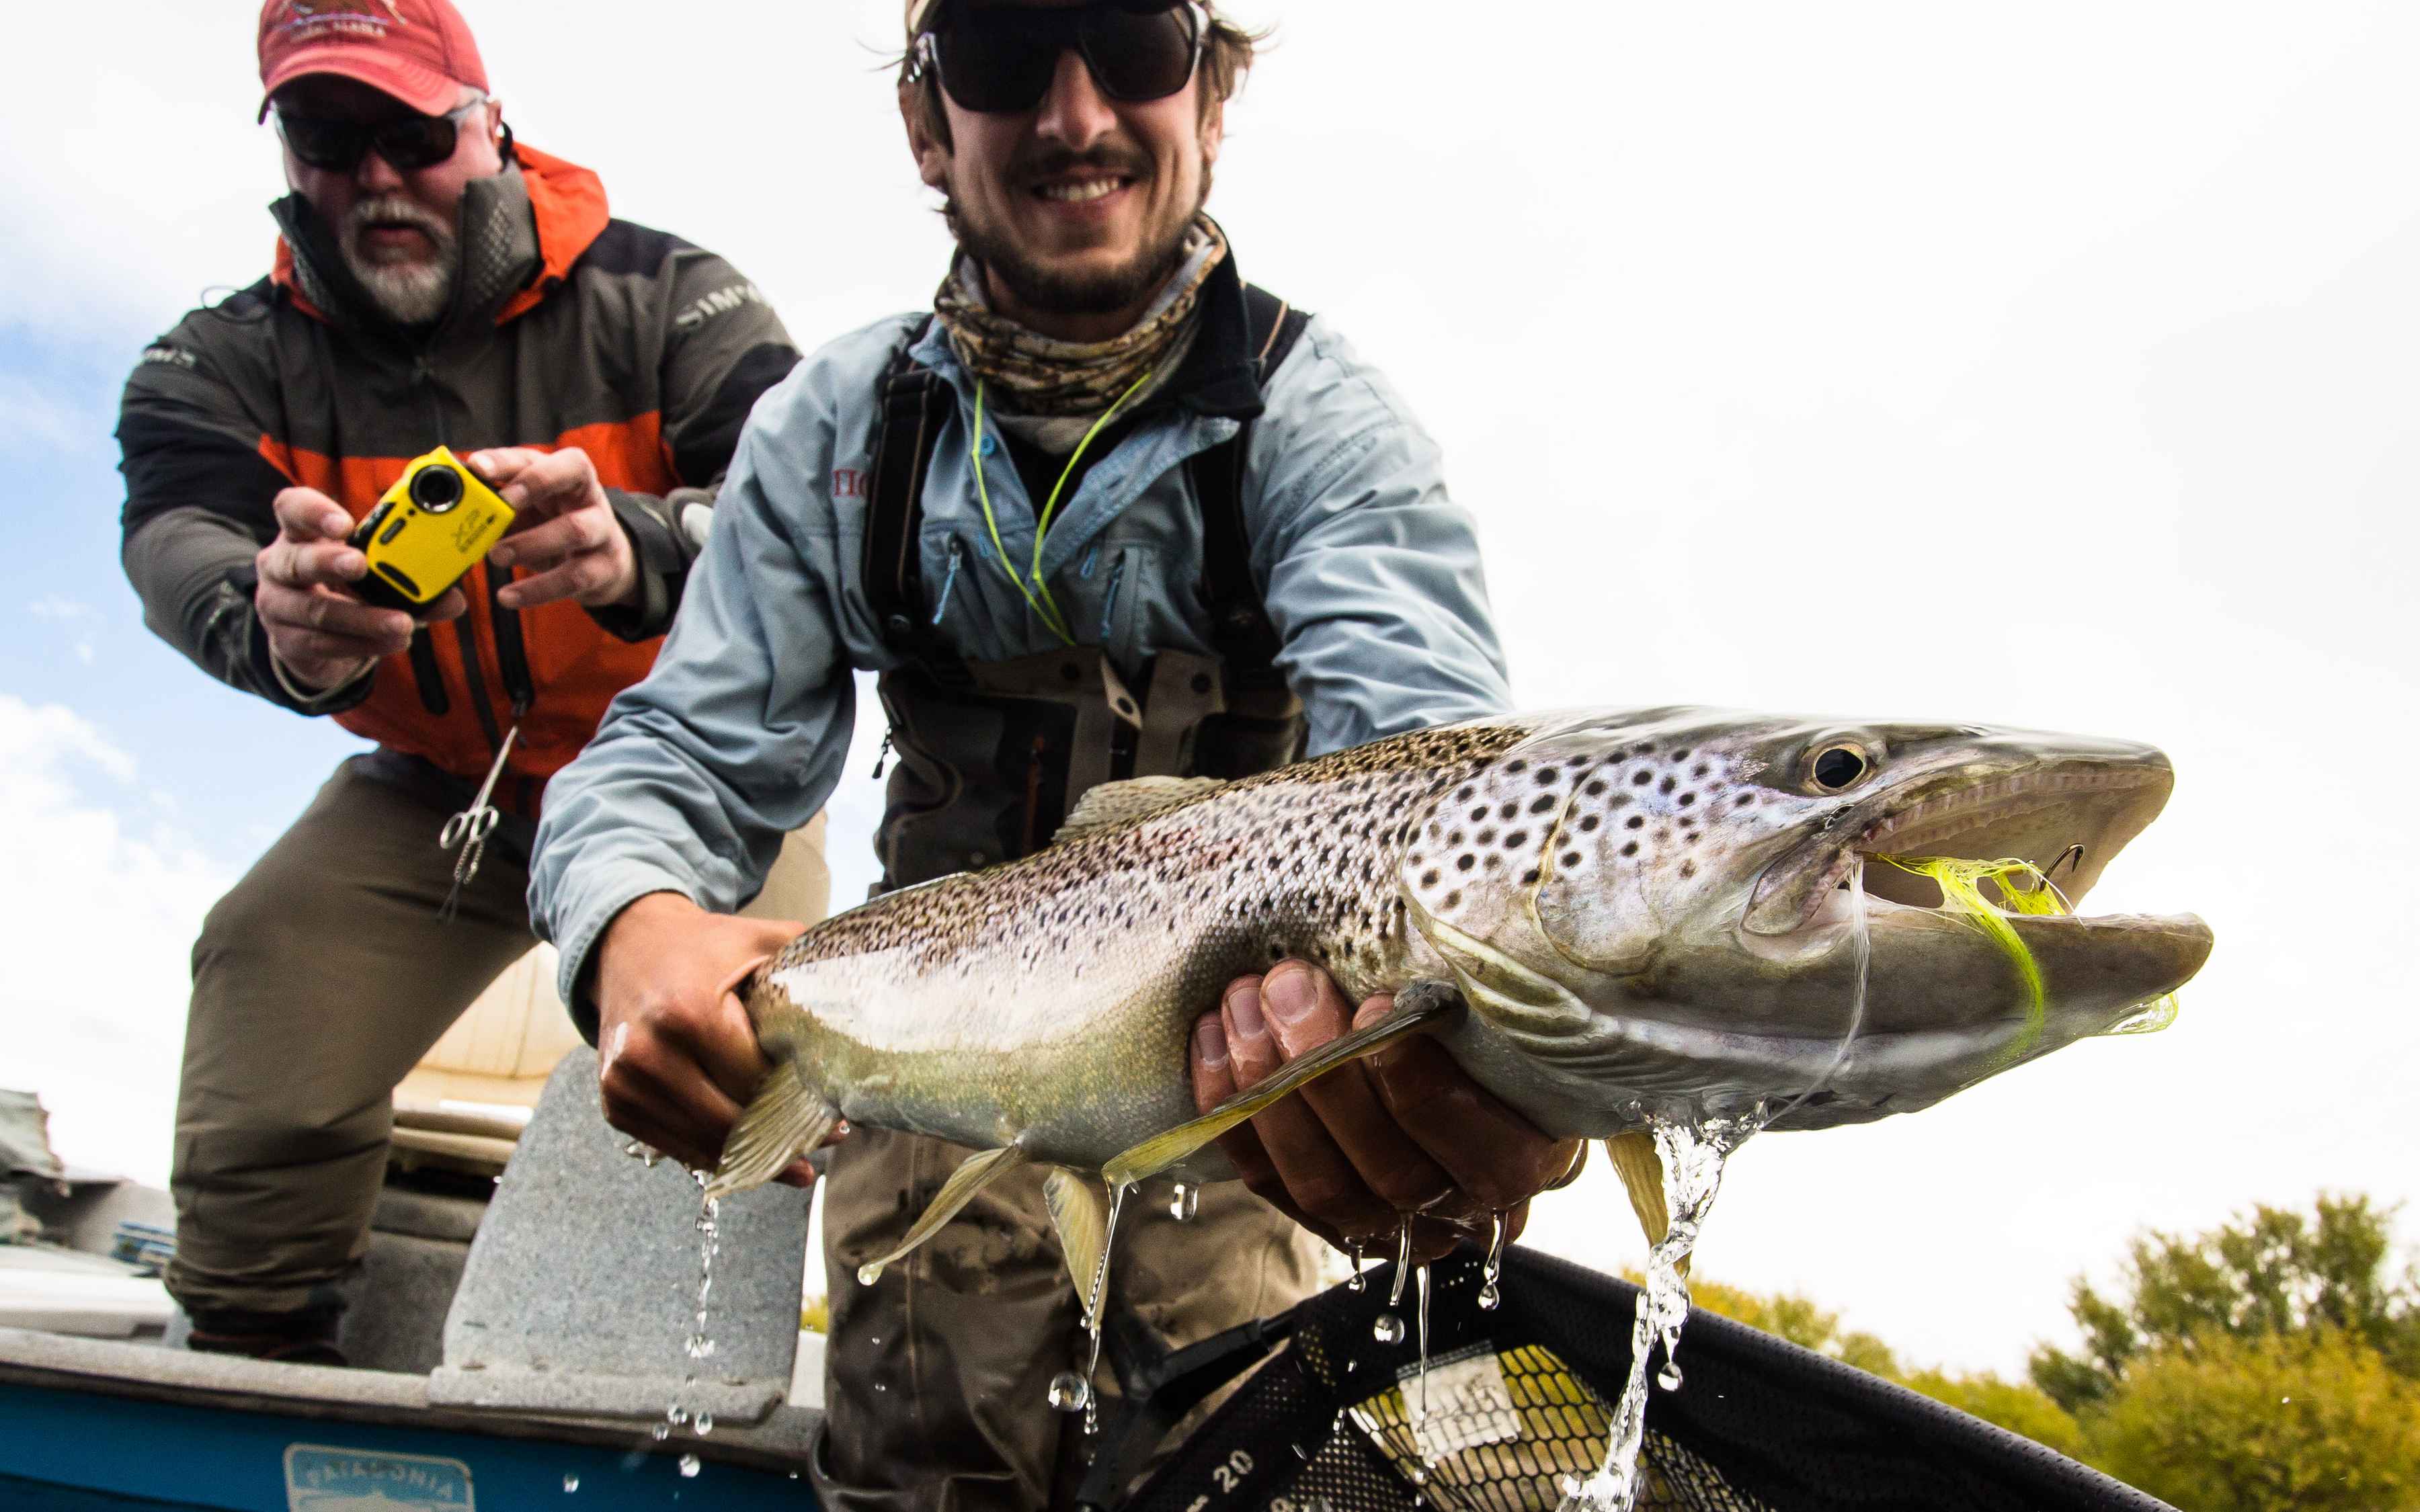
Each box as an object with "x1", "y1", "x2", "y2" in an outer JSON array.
[
  {"x1": 706, "y1": 1069, "x2": 840, "y2": 1201},
  {"x1": 1605, "y1": 1130, "x2": 1689, "y2": 1278},
  {"x1": 853, "y1": 1144, "x2": 1031, "y2": 1286},
  {"x1": 1043, "y1": 1167, "x2": 1114, "y2": 1329},
  {"x1": 1101, "y1": 982, "x2": 1463, "y2": 1189}
]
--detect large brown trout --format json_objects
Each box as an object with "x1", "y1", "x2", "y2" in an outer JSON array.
[{"x1": 709, "y1": 709, "x2": 2210, "y2": 1284}]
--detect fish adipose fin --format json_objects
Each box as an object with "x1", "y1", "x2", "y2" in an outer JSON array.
[
  {"x1": 1051, "y1": 775, "x2": 1227, "y2": 844},
  {"x1": 1605, "y1": 1130, "x2": 1690, "y2": 1277},
  {"x1": 1101, "y1": 983, "x2": 1464, "y2": 1188},
  {"x1": 854, "y1": 1144, "x2": 1031, "y2": 1286},
  {"x1": 1043, "y1": 1167, "x2": 1113, "y2": 1327},
  {"x1": 704, "y1": 1069, "x2": 841, "y2": 1200}
]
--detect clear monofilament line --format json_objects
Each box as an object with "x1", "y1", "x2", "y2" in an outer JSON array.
[{"x1": 1763, "y1": 854, "x2": 1871, "y2": 1132}]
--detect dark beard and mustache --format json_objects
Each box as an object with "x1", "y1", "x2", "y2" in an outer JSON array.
[
  {"x1": 944, "y1": 140, "x2": 1211, "y2": 318},
  {"x1": 339, "y1": 194, "x2": 459, "y2": 327}
]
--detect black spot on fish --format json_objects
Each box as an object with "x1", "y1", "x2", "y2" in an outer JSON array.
[
  {"x1": 1678, "y1": 792, "x2": 1696, "y2": 807},
  {"x1": 1471, "y1": 806, "x2": 1488, "y2": 822},
  {"x1": 1535, "y1": 767, "x2": 1560, "y2": 785},
  {"x1": 1563, "y1": 851, "x2": 1583, "y2": 868},
  {"x1": 1506, "y1": 760, "x2": 1528, "y2": 774},
  {"x1": 1621, "y1": 841, "x2": 1640, "y2": 857},
  {"x1": 1579, "y1": 814, "x2": 1601, "y2": 832},
  {"x1": 1521, "y1": 867, "x2": 1540, "y2": 884},
  {"x1": 1660, "y1": 775, "x2": 1677, "y2": 794},
  {"x1": 1501, "y1": 802, "x2": 1521, "y2": 821},
  {"x1": 1420, "y1": 870, "x2": 1440, "y2": 888},
  {"x1": 1443, "y1": 890, "x2": 1462, "y2": 910},
  {"x1": 1456, "y1": 855, "x2": 1475, "y2": 872},
  {"x1": 1626, "y1": 815, "x2": 1646, "y2": 829},
  {"x1": 1478, "y1": 828, "x2": 1498, "y2": 845},
  {"x1": 1693, "y1": 762, "x2": 1711, "y2": 779},
  {"x1": 1632, "y1": 770, "x2": 1652, "y2": 786},
  {"x1": 1530, "y1": 794, "x2": 1556, "y2": 814},
  {"x1": 1681, "y1": 859, "x2": 1699, "y2": 879},
  {"x1": 1672, "y1": 749, "x2": 1691, "y2": 761},
  {"x1": 1584, "y1": 779, "x2": 1609, "y2": 797}
]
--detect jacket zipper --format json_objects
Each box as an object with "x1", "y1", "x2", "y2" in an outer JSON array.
[{"x1": 414, "y1": 349, "x2": 508, "y2": 772}]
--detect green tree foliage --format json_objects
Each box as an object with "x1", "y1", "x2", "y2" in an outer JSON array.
[
  {"x1": 2084, "y1": 1329, "x2": 2420, "y2": 1512},
  {"x1": 1681, "y1": 1193, "x2": 2419, "y2": 1509},
  {"x1": 2030, "y1": 1193, "x2": 2420, "y2": 1413}
]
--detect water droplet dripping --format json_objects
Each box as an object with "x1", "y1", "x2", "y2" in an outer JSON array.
[
  {"x1": 1414, "y1": 1263, "x2": 1433, "y2": 1433},
  {"x1": 694, "y1": 1411, "x2": 715, "y2": 1435},
  {"x1": 1372, "y1": 1312, "x2": 1405, "y2": 1345},
  {"x1": 1047, "y1": 1371, "x2": 1092, "y2": 1413},
  {"x1": 666, "y1": 1404, "x2": 688, "y2": 1427},
  {"x1": 678, "y1": 1454, "x2": 701, "y2": 1478},
  {"x1": 1345, "y1": 1238, "x2": 1367, "y2": 1292},
  {"x1": 856, "y1": 1263, "x2": 883, "y2": 1286},
  {"x1": 1168, "y1": 1181, "x2": 1199, "y2": 1221},
  {"x1": 563, "y1": 1473, "x2": 580, "y2": 1493},
  {"x1": 1556, "y1": 1115, "x2": 1755, "y2": 1512},
  {"x1": 651, "y1": 1423, "x2": 671, "y2": 1442},
  {"x1": 1656, "y1": 1361, "x2": 1684, "y2": 1392},
  {"x1": 1480, "y1": 1208, "x2": 1508, "y2": 1310},
  {"x1": 1386, "y1": 1214, "x2": 1414, "y2": 1307}
]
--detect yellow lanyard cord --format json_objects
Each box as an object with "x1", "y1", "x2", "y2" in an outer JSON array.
[{"x1": 970, "y1": 371, "x2": 1153, "y2": 646}]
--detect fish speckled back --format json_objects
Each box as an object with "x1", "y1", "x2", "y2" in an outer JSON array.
[{"x1": 749, "y1": 720, "x2": 1534, "y2": 1169}]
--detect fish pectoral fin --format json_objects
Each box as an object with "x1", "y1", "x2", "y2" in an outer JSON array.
[
  {"x1": 1100, "y1": 984, "x2": 1464, "y2": 1188},
  {"x1": 1050, "y1": 775, "x2": 1227, "y2": 845},
  {"x1": 854, "y1": 1144, "x2": 1031, "y2": 1286},
  {"x1": 1043, "y1": 1167, "x2": 1113, "y2": 1329},
  {"x1": 704, "y1": 1070, "x2": 840, "y2": 1201},
  {"x1": 1605, "y1": 1130, "x2": 1689, "y2": 1277}
]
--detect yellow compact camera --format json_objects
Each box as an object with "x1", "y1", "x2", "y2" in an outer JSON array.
[{"x1": 348, "y1": 447, "x2": 516, "y2": 613}]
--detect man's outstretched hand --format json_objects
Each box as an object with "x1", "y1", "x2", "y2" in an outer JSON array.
[
  {"x1": 1191, "y1": 960, "x2": 1583, "y2": 1259},
  {"x1": 468, "y1": 446, "x2": 639, "y2": 612},
  {"x1": 591, "y1": 892, "x2": 827, "y2": 1185}
]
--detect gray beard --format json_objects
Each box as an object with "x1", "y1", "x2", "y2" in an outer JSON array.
[{"x1": 341, "y1": 197, "x2": 459, "y2": 327}]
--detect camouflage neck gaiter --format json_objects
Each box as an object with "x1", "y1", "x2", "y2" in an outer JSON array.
[{"x1": 933, "y1": 216, "x2": 1226, "y2": 437}]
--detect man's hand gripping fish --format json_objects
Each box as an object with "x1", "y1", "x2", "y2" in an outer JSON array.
[{"x1": 709, "y1": 709, "x2": 2212, "y2": 1293}]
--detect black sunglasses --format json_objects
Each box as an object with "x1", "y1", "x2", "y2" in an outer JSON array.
[
  {"x1": 915, "y1": 1, "x2": 1205, "y2": 115},
  {"x1": 273, "y1": 99, "x2": 486, "y2": 174}
]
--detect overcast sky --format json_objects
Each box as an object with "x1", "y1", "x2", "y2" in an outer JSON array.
[{"x1": 3, "y1": 1, "x2": 2415, "y2": 1379}]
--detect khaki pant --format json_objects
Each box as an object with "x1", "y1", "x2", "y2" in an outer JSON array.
[
  {"x1": 167, "y1": 757, "x2": 540, "y2": 1329},
  {"x1": 819, "y1": 1128, "x2": 1326, "y2": 1512}
]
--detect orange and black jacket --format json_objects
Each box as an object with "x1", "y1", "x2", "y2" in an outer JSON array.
[{"x1": 116, "y1": 144, "x2": 797, "y2": 814}]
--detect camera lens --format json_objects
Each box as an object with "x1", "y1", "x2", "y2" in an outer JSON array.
[{"x1": 409, "y1": 464, "x2": 465, "y2": 513}]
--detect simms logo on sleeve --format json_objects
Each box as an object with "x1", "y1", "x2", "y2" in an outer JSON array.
[
  {"x1": 284, "y1": 1444, "x2": 473, "y2": 1511},
  {"x1": 674, "y1": 283, "x2": 768, "y2": 333}
]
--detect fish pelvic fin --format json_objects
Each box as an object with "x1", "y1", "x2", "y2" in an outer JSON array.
[
  {"x1": 1051, "y1": 775, "x2": 1226, "y2": 845},
  {"x1": 1043, "y1": 1167, "x2": 1114, "y2": 1330},
  {"x1": 1100, "y1": 982, "x2": 1464, "y2": 1189},
  {"x1": 854, "y1": 1143, "x2": 1031, "y2": 1286},
  {"x1": 1605, "y1": 1130, "x2": 1690, "y2": 1278},
  {"x1": 705, "y1": 1068, "x2": 840, "y2": 1201}
]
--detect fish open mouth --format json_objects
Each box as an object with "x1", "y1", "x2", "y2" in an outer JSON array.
[{"x1": 1746, "y1": 755, "x2": 2177, "y2": 936}]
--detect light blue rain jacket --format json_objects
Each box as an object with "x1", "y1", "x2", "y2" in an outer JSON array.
[{"x1": 530, "y1": 263, "x2": 1513, "y2": 1012}]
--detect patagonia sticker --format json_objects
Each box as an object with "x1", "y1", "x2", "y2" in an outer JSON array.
[
  {"x1": 1397, "y1": 1343, "x2": 1521, "y2": 1462},
  {"x1": 284, "y1": 1443, "x2": 473, "y2": 1510}
]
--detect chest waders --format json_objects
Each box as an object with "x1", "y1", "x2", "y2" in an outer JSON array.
[{"x1": 860, "y1": 285, "x2": 1313, "y2": 894}]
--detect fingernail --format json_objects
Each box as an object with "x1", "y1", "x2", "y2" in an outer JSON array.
[
  {"x1": 1263, "y1": 964, "x2": 1316, "y2": 1026},
  {"x1": 1195, "y1": 1017, "x2": 1228, "y2": 1068},
  {"x1": 1226, "y1": 981, "x2": 1266, "y2": 1042},
  {"x1": 497, "y1": 588, "x2": 519, "y2": 609},
  {"x1": 490, "y1": 546, "x2": 513, "y2": 568}
]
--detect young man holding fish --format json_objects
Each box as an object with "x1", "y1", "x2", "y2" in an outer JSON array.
[
  {"x1": 117, "y1": 0, "x2": 800, "y2": 1366},
  {"x1": 532, "y1": 2, "x2": 1580, "y2": 1505}
]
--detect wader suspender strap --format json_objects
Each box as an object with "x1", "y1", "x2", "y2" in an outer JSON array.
[
  {"x1": 1189, "y1": 287, "x2": 1307, "y2": 683},
  {"x1": 862, "y1": 292, "x2": 1310, "y2": 671},
  {"x1": 862, "y1": 315, "x2": 960, "y2": 674}
]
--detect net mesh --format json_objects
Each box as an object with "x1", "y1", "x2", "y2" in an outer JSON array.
[{"x1": 1117, "y1": 1247, "x2": 2172, "y2": 1512}]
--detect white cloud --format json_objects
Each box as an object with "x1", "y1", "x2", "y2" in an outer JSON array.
[{"x1": 0, "y1": 694, "x2": 229, "y2": 1184}]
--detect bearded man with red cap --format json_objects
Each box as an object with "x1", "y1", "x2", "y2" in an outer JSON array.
[{"x1": 116, "y1": 0, "x2": 801, "y2": 1365}]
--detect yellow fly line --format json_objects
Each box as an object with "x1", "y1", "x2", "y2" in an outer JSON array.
[{"x1": 1872, "y1": 855, "x2": 2180, "y2": 1054}]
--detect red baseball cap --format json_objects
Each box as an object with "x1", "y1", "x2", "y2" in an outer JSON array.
[{"x1": 256, "y1": 0, "x2": 489, "y2": 122}]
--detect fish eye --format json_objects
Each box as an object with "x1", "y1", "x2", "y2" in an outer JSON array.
[{"x1": 1808, "y1": 743, "x2": 1871, "y2": 793}]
